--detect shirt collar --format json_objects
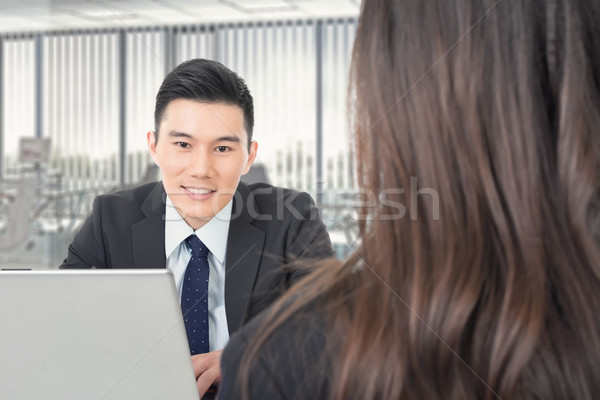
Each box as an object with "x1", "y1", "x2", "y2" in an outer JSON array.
[{"x1": 164, "y1": 196, "x2": 232, "y2": 264}]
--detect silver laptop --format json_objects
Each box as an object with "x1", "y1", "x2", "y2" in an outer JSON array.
[{"x1": 0, "y1": 269, "x2": 200, "y2": 400}]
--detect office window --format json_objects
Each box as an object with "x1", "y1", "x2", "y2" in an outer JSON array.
[
  {"x1": 125, "y1": 29, "x2": 164, "y2": 185},
  {"x1": 322, "y1": 19, "x2": 357, "y2": 195},
  {"x1": 175, "y1": 26, "x2": 215, "y2": 64},
  {"x1": 43, "y1": 33, "x2": 120, "y2": 191},
  {"x1": 1, "y1": 19, "x2": 357, "y2": 197},
  {"x1": 1, "y1": 38, "x2": 36, "y2": 174}
]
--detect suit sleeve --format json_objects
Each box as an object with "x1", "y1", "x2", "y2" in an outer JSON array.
[
  {"x1": 59, "y1": 196, "x2": 108, "y2": 269},
  {"x1": 283, "y1": 192, "x2": 334, "y2": 283}
]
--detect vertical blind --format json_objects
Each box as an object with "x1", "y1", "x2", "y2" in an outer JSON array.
[
  {"x1": 125, "y1": 29, "x2": 164, "y2": 184},
  {"x1": 0, "y1": 18, "x2": 356, "y2": 199},
  {"x1": 1, "y1": 37, "x2": 36, "y2": 172},
  {"x1": 42, "y1": 33, "x2": 120, "y2": 191}
]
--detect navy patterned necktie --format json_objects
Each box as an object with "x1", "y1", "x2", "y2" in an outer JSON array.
[{"x1": 181, "y1": 234, "x2": 210, "y2": 355}]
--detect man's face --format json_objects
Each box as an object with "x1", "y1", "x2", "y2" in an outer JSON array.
[{"x1": 148, "y1": 99, "x2": 257, "y2": 229}]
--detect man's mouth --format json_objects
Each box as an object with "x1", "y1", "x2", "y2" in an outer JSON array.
[{"x1": 183, "y1": 186, "x2": 215, "y2": 195}]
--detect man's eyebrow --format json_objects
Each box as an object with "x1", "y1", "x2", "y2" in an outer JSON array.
[
  {"x1": 215, "y1": 136, "x2": 242, "y2": 143},
  {"x1": 167, "y1": 131, "x2": 193, "y2": 139},
  {"x1": 165, "y1": 132, "x2": 244, "y2": 144}
]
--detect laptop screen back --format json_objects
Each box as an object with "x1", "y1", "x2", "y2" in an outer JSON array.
[{"x1": 0, "y1": 269, "x2": 199, "y2": 400}]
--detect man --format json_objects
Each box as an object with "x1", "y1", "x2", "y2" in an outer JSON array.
[{"x1": 61, "y1": 58, "x2": 333, "y2": 397}]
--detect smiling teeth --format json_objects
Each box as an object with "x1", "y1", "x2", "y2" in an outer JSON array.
[{"x1": 187, "y1": 187, "x2": 212, "y2": 194}]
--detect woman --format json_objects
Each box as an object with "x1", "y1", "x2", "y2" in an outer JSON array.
[{"x1": 219, "y1": 0, "x2": 600, "y2": 398}]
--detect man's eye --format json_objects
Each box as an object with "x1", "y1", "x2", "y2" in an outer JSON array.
[
  {"x1": 176, "y1": 142, "x2": 190, "y2": 148},
  {"x1": 216, "y1": 146, "x2": 230, "y2": 152}
]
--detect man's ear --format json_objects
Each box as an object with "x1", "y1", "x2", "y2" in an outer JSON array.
[
  {"x1": 147, "y1": 131, "x2": 158, "y2": 163},
  {"x1": 242, "y1": 141, "x2": 258, "y2": 175}
]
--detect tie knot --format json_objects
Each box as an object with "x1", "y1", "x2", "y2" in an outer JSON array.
[{"x1": 185, "y1": 235, "x2": 209, "y2": 258}]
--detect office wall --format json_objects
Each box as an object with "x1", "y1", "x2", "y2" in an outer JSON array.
[{"x1": 0, "y1": 18, "x2": 356, "y2": 199}]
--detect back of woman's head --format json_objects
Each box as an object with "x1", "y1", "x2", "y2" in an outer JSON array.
[
  {"x1": 235, "y1": 1, "x2": 600, "y2": 399},
  {"x1": 346, "y1": 0, "x2": 600, "y2": 398}
]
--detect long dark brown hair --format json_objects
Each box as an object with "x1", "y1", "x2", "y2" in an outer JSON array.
[{"x1": 237, "y1": 0, "x2": 600, "y2": 398}]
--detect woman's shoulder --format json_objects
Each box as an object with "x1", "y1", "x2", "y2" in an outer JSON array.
[{"x1": 221, "y1": 304, "x2": 332, "y2": 399}]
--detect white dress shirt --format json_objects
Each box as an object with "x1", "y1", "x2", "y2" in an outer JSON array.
[{"x1": 164, "y1": 196, "x2": 232, "y2": 351}]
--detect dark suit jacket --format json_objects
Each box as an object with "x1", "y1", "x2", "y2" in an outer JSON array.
[{"x1": 60, "y1": 181, "x2": 333, "y2": 334}]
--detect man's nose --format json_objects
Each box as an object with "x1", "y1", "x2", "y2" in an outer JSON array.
[{"x1": 190, "y1": 153, "x2": 211, "y2": 177}]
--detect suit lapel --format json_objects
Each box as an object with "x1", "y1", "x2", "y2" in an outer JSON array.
[
  {"x1": 225, "y1": 183, "x2": 266, "y2": 333},
  {"x1": 131, "y1": 183, "x2": 167, "y2": 269}
]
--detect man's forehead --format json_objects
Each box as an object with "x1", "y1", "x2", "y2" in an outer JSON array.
[{"x1": 159, "y1": 100, "x2": 248, "y2": 139}]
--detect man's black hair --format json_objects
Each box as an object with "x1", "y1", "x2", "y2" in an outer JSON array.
[{"x1": 154, "y1": 58, "x2": 254, "y2": 148}]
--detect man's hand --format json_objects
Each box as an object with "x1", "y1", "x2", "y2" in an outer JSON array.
[{"x1": 192, "y1": 350, "x2": 223, "y2": 396}]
